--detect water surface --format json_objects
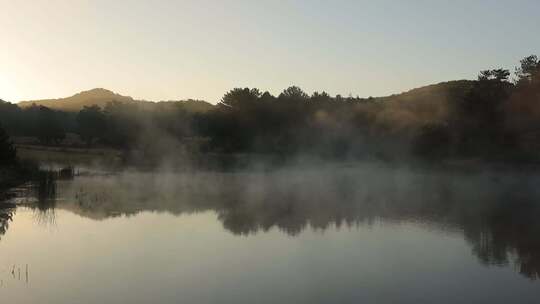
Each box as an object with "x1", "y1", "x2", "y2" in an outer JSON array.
[{"x1": 1, "y1": 164, "x2": 539, "y2": 303}]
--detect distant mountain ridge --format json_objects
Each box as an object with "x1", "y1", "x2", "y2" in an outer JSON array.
[
  {"x1": 14, "y1": 81, "x2": 475, "y2": 120},
  {"x1": 17, "y1": 88, "x2": 214, "y2": 113}
]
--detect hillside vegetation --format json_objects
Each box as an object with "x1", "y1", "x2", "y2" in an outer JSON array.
[{"x1": 1, "y1": 55, "x2": 539, "y2": 165}]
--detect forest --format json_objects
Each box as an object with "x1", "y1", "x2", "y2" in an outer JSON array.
[{"x1": 1, "y1": 55, "x2": 539, "y2": 165}]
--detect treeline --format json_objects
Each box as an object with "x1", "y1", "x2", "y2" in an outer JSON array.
[
  {"x1": 1, "y1": 55, "x2": 539, "y2": 162},
  {"x1": 0, "y1": 102, "x2": 75, "y2": 144},
  {"x1": 0, "y1": 121, "x2": 44, "y2": 190}
]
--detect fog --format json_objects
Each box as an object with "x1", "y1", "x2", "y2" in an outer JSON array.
[{"x1": 10, "y1": 161, "x2": 533, "y2": 280}]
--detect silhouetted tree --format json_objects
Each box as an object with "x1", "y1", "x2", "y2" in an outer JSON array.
[
  {"x1": 504, "y1": 55, "x2": 540, "y2": 153},
  {"x1": 0, "y1": 124, "x2": 16, "y2": 165},
  {"x1": 76, "y1": 105, "x2": 106, "y2": 146},
  {"x1": 279, "y1": 86, "x2": 309, "y2": 101},
  {"x1": 516, "y1": 55, "x2": 540, "y2": 85},
  {"x1": 35, "y1": 106, "x2": 66, "y2": 145},
  {"x1": 311, "y1": 91, "x2": 332, "y2": 104},
  {"x1": 0, "y1": 100, "x2": 23, "y2": 135},
  {"x1": 454, "y1": 68, "x2": 512, "y2": 155},
  {"x1": 220, "y1": 88, "x2": 261, "y2": 109},
  {"x1": 492, "y1": 69, "x2": 511, "y2": 82},
  {"x1": 479, "y1": 69, "x2": 510, "y2": 82}
]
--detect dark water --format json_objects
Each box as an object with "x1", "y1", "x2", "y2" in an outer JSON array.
[{"x1": 1, "y1": 163, "x2": 539, "y2": 303}]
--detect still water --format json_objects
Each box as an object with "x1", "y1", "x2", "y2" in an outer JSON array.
[{"x1": 1, "y1": 163, "x2": 539, "y2": 303}]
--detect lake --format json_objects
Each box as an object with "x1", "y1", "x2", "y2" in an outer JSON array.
[{"x1": 1, "y1": 163, "x2": 539, "y2": 303}]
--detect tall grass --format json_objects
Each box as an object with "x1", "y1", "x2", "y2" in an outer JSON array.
[{"x1": 35, "y1": 170, "x2": 57, "y2": 202}]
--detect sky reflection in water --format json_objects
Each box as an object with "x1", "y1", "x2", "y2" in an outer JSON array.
[{"x1": 0, "y1": 163, "x2": 539, "y2": 303}]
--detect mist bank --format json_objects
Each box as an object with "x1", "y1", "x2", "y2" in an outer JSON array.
[
  {"x1": 7, "y1": 162, "x2": 540, "y2": 280},
  {"x1": 1, "y1": 55, "x2": 540, "y2": 166}
]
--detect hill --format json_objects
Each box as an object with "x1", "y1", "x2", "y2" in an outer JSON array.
[
  {"x1": 368, "y1": 80, "x2": 475, "y2": 132},
  {"x1": 18, "y1": 88, "x2": 134, "y2": 111},
  {"x1": 17, "y1": 88, "x2": 214, "y2": 113},
  {"x1": 14, "y1": 82, "x2": 476, "y2": 123}
]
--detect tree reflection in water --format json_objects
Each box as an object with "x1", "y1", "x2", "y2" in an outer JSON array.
[
  {"x1": 0, "y1": 206, "x2": 14, "y2": 242},
  {"x1": 5, "y1": 164, "x2": 540, "y2": 280}
]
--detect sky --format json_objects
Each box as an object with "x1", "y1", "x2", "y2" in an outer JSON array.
[{"x1": 1, "y1": 0, "x2": 539, "y2": 104}]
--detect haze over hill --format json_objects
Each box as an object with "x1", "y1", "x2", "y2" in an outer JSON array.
[
  {"x1": 17, "y1": 88, "x2": 214, "y2": 113},
  {"x1": 370, "y1": 80, "x2": 475, "y2": 132},
  {"x1": 2, "y1": 52, "x2": 540, "y2": 164}
]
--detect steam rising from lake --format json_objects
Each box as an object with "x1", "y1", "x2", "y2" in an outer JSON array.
[
  {"x1": 17, "y1": 162, "x2": 529, "y2": 281},
  {"x1": 1, "y1": 162, "x2": 540, "y2": 304}
]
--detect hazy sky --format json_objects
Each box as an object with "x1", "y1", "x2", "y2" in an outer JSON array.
[{"x1": 1, "y1": 0, "x2": 539, "y2": 104}]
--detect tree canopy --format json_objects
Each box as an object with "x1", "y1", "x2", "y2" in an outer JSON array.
[{"x1": 1, "y1": 55, "x2": 540, "y2": 163}]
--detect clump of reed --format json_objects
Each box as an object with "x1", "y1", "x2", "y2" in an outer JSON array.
[
  {"x1": 58, "y1": 165, "x2": 75, "y2": 180},
  {"x1": 35, "y1": 170, "x2": 57, "y2": 202}
]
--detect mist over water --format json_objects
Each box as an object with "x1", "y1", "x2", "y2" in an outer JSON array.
[
  {"x1": 2, "y1": 1, "x2": 539, "y2": 302},
  {"x1": 0, "y1": 162, "x2": 539, "y2": 303}
]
